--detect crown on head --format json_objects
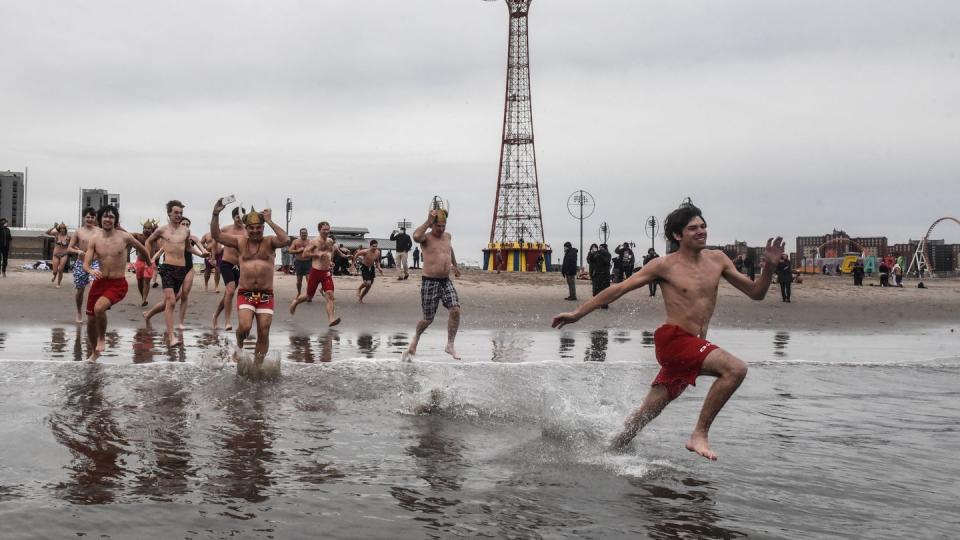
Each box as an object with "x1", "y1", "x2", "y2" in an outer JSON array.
[
  {"x1": 141, "y1": 218, "x2": 158, "y2": 229},
  {"x1": 242, "y1": 206, "x2": 264, "y2": 226},
  {"x1": 435, "y1": 208, "x2": 448, "y2": 224}
]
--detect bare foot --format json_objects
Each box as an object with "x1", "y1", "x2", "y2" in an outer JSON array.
[
  {"x1": 168, "y1": 337, "x2": 182, "y2": 348},
  {"x1": 95, "y1": 339, "x2": 106, "y2": 354},
  {"x1": 401, "y1": 349, "x2": 415, "y2": 362},
  {"x1": 142, "y1": 311, "x2": 151, "y2": 323},
  {"x1": 224, "y1": 324, "x2": 233, "y2": 331},
  {"x1": 608, "y1": 429, "x2": 636, "y2": 452},
  {"x1": 685, "y1": 432, "x2": 718, "y2": 461},
  {"x1": 86, "y1": 351, "x2": 100, "y2": 362},
  {"x1": 177, "y1": 323, "x2": 187, "y2": 330},
  {"x1": 75, "y1": 314, "x2": 83, "y2": 324},
  {"x1": 56, "y1": 284, "x2": 61, "y2": 289},
  {"x1": 444, "y1": 343, "x2": 461, "y2": 360},
  {"x1": 289, "y1": 299, "x2": 298, "y2": 315},
  {"x1": 328, "y1": 317, "x2": 341, "y2": 327}
]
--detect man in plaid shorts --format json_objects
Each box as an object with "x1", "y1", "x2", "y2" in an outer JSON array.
[{"x1": 402, "y1": 208, "x2": 461, "y2": 361}]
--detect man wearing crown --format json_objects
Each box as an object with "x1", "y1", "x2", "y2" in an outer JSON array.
[
  {"x1": 211, "y1": 199, "x2": 290, "y2": 362},
  {"x1": 145, "y1": 200, "x2": 192, "y2": 347},
  {"x1": 130, "y1": 219, "x2": 158, "y2": 307}
]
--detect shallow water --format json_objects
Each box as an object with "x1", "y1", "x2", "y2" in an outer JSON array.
[{"x1": 0, "y1": 324, "x2": 958, "y2": 539}]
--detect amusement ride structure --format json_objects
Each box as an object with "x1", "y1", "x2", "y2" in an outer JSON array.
[
  {"x1": 482, "y1": 0, "x2": 549, "y2": 272},
  {"x1": 907, "y1": 216, "x2": 960, "y2": 277}
]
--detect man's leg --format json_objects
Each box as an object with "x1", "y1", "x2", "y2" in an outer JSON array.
[
  {"x1": 324, "y1": 290, "x2": 340, "y2": 326},
  {"x1": 163, "y1": 288, "x2": 179, "y2": 346},
  {"x1": 686, "y1": 348, "x2": 748, "y2": 461},
  {"x1": 609, "y1": 384, "x2": 672, "y2": 449},
  {"x1": 254, "y1": 312, "x2": 272, "y2": 360},
  {"x1": 445, "y1": 306, "x2": 460, "y2": 360},
  {"x1": 75, "y1": 287, "x2": 86, "y2": 323},
  {"x1": 86, "y1": 296, "x2": 113, "y2": 361},
  {"x1": 296, "y1": 273, "x2": 304, "y2": 296},
  {"x1": 566, "y1": 275, "x2": 577, "y2": 299},
  {"x1": 178, "y1": 270, "x2": 194, "y2": 329},
  {"x1": 404, "y1": 318, "x2": 432, "y2": 360},
  {"x1": 235, "y1": 308, "x2": 255, "y2": 353},
  {"x1": 85, "y1": 304, "x2": 100, "y2": 361}
]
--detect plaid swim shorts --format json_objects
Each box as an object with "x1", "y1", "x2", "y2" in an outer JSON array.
[{"x1": 420, "y1": 276, "x2": 459, "y2": 321}]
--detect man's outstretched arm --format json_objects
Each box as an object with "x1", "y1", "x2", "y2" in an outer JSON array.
[{"x1": 722, "y1": 236, "x2": 784, "y2": 300}]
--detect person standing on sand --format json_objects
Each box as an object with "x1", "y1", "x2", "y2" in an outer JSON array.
[
  {"x1": 354, "y1": 239, "x2": 384, "y2": 303},
  {"x1": 212, "y1": 206, "x2": 245, "y2": 330},
  {"x1": 776, "y1": 253, "x2": 793, "y2": 302},
  {"x1": 413, "y1": 246, "x2": 421, "y2": 269},
  {"x1": 643, "y1": 248, "x2": 660, "y2": 297},
  {"x1": 288, "y1": 227, "x2": 312, "y2": 296},
  {"x1": 561, "y1": 241, "x2": 578, "y2": 300},
  {"x1": 0, "y1": 217, "x2": 11, "y2": 278},
  {"x1": 211, "y1": 200, "x2": 289, "y2": 362},
  {"x1": 145, "y1": 200, "x2": 191, "y2": 347},
  {"x1": 402, "y1": 208, "x2": 461, "y2": 361},
  {"x1": 82, "y1": 205, "x2": 150, "y2": 361},
  {"x1": 391, "y1": 227, "x2": 413, "y2": 280},
  {"x1": 587, "y1": 243, "x2": 612, "y2": 309},
  {"x1": 552, "y1": 203, "x2": 784, "y2": 461},
  {"x1": 289, "y1": 221, "x2": 343, "y2": 326},
  {"x1": 67, "y1": 207, "x2": 101, "y2": 323}
]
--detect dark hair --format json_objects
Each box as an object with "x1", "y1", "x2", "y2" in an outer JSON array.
[
  {"x1": 664, "y1": 203, "x2": 706, "y2": 242},
  {"x1": 82, "y1": 206, "x2": 96, "y2": 217},
  {"x1": 589, "y1": 243, "x2": 598, "y2": 251},
  {"x1": 370, "y1": 240, "x2": 378, "y2": 246},
  {"x1": 166, "y1": 200, "x2": 184, "y2": 215},
  {"x1": 97, "y1": 204, "x2": 119, "y2": 226},
  {"x1": 231, "y1": 206, "x2": 245, "y2": 218},
  {"x1": 318, "y1": 221, "x2": 330, "y2": 230},
  {"x1": 181, "y1": 217, "x2": 191, "y2": 225}
]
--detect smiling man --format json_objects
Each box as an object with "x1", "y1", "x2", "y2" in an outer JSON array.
[{"x1": 552, "y1": 203, "x2": 784, "y2": 461}]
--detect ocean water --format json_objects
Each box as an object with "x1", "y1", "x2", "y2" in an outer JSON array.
[{"x1": 0, "y1": 325, "x2": 958, "y2": 539}]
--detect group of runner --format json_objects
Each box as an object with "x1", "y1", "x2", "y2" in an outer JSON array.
[{"x1": 46, "y1": 198, "x2": 785, "y2": 461}]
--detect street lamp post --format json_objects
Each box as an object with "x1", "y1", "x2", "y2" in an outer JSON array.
[{"x1": 567, "y1": 190, "x2": 596, "y2": 269}]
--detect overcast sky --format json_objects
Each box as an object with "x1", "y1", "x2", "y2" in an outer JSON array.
[{"x1": 2, "y1": 1, "x2": 959, "y2": 263}]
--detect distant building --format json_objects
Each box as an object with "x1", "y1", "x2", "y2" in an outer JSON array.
[
  {"x1": 79, "y1": 188, "x2": 120, "y2": 225},
  {"x1": 795, "y1": 229, "x2": 887, "y2": 260},
  {"x1": 0, "y1": 171, "x2": 26, "y2": 227}
]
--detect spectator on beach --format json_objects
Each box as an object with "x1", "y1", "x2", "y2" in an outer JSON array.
[
  {"x1": 878, "y1": 261, "x2": 890, "y2": 287},
  {"x1": 611, "y1": 254, "x2": 624, "y2": 284},
  {"x1": 386, "y1": 250, "x2": 395, "y2": 269},
  {"x1": 643, "y1": 248, "x2": 660, "y2": 296},
  {"x1": 745, "y1": 256, "x2": 756, "y2": 281},
  {"x1": 852, "y1": 260, "x2": 865, "y2": 286},
  {"x1": 587, "y1": 243, "x2": 612, "y2": 308},
  {"x1": 390, "y1": 227, "x2": 413, "y2": 280},
  {"x1": 412, "y1": 246, "x2": 421, "y2": 269},
  {"x1": 893, "y1": 263, "x2": 903, "y2": 287},
  {"x1": 561, "y1": 241, "x2": 578, "y2": 300},
  {"x1": 775, "y1": 254, "x2": 792, "y2": 302},
  {"x1": 0, "y1": 217, "x2": 11, "y2": 278},
  {"x1": 616, "y1": 242, "x2": 636, "y2": 280},
  {"x1": 734, "y1": 255, "x2": 745, "y2": 274}
]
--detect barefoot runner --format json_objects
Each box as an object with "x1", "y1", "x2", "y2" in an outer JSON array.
[
  {"x1": 142, "y1": 217, "x2": 207, "y2": 330},
  {"x1": 67, "y1": 207, "x2": 101, "y2": 323},
  {"x1": 288, "y1": 221, "x2": 343, "y2": 326},
  {"x1": 212, "y1": 206, "x2": 245, "y2": 330},
  {"x1": 210, "y1": 200, "x2": 289, "y2": 361},
  {"x1": 403, "y1": 208, "x2": 461, "y2": 361},
  {"x1": 551, "y1": 204, "x2": 784, "y2": 461},
  {"x1": 44, "y1": 222, "x2": 71, "y2": 288},
  {"x1": 354, "y1": 239, "x2": 384, "y2": 303},
  {"x1": 145, "y1": 200, "x2": 191, "y2": 347},
  {"x1": 288, "y1": 227, "x2": 312, "y2": 297},
  {"x1": 82, "y1": 205, "x2": 149, "y2": 361},
  {"x1": 130, "y1": 219, "x2": 158, "y2": 306}
]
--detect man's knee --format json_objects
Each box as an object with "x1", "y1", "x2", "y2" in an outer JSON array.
[
  {"x1": 727, "y1": 358, "x2": 748, "y2": 381},
  {"x1": 449, "y1": 306, "x2": 461, "y2": 316}
]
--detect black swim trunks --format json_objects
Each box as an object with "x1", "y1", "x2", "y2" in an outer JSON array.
[
  {"x1": 361, "y1": 264, "x2": 376, "y2": 282},
  {"x1": 294, "y1": 258, "x2": 312, "y2": 277},
  {"x1": 159, "y1": 263, "x2": 189, "y2": 295},
  {"x1": 219, "y1": 260, "x2": 240, "y2": 285}
]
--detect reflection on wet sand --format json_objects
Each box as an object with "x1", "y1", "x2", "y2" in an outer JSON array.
[
  {"x1": 356, "y1": 332, "x2": 378, "y2": 357},
  {"x1": 559, "y1": 333, "x2": 576, "y2": 359},
  {"x1": 774, "y1": 331, "x2": 791, "y2": 357},
  {"x1": 47, "y1": 365, "x2": 130, "y2": 504},
  {"x1": 641, "y1": 330, "x2": 655, "y2": 348},
  {"x1": 0, "y1": 331, "x2": 5, "y2": 351},
  {"x1": 288, "y1": 331, "x2": 338, "y2": 363},
  {"x1": 491, "y1": 332, "x2": 531, "y2": 363},
  {"x1": 130, "y1": 376, "x2": 193, "y2": 500},
  {"x1": 208, "y1": 383, "x2": 276, "y2": 503},
  {"x1": 585, "y1": 329, "x2": 609, "y2": 362},
  {"x1": 132, "y1": 327, "x2": 156, "y2": 364},
  {"x1": 627, "y1": 477, "x2": 746, "y2": 539},
  {"x1": 392, "y1": 415, "x2": 465, "y2": 530},
  {"x1": 387, "y1": 333, "x2": 409, "y2": 355}
]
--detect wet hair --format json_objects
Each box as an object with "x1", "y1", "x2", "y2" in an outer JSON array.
[
  {"x1": 82, "y1": 206, "x2": 96, "y2": 218},
  {"x1": 97, "y1": 204, "x2": 119, "y2": 226},
  {"x1": 317, "y1": 221, "x2": 330, "y2": 230},
  {"x1": 370, "y1": 240, "x2": 378, "y2": 246},
  {"x1": 664, "y1": 203, "x2": 706, "y2": 242},
  {"x1": 166, "y1": 200, "x2": 184, "y2": 215}
]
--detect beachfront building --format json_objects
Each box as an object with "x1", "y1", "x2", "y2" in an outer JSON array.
[
  {"x1": 796, "y1": 230, "x2": 888, "y2": 259},
  {"x1": 78, "y1": 188, "x2": 120, "y2": 226},
  {"x1": 0, "y1": 170, "x2": 26, "y2": 227}
]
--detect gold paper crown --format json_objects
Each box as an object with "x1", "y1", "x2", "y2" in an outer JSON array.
[
  {"x1": 242, "y1": 206, "x2": 264, "y2": 226},
  {"x1": 141, "y1": 218, "x2": 158, "y2": 229},
  {"x1": 435, "y1": 208, "x2": 448, "y2": 224}
]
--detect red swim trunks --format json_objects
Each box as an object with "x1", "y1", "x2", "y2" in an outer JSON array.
[
  {"x1": 237, "y1": 288, "x2": 275, "y2": 314},
  {"x1": 652, "y1": 324, "x2": 719, "y2": 399},
  {"x1": 134, "y1": 259, "x2": 154, "y2": 279},
  {"x1": 86, "y1": 277, "x2": 129, "y2": 316},
  {"x1": 306, "y1": 268, "x2": 334, "y2": 298}
]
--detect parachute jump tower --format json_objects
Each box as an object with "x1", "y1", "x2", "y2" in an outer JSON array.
[{"x1": 482, "y1": 0, "x2": 551, "y2": 272}]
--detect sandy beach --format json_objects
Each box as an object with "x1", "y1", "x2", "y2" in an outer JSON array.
[{"x1": 2, "y1": 262, "x2": 957, "y2": 334}]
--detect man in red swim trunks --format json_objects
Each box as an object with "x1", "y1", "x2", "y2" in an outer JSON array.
[
  {"x1": 82, "y1": 205, "x2": 150, "y2": 361},
  {"x1": 288, "y1": 220, "x2": 346, "y2": 326},
  {"x1": 552, "y1": 203, "x2": 784, "y2": 461}
]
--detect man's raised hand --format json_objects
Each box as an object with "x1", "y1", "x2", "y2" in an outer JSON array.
[
  {"x1": 213, "y1": 198, "x2": 226, "y2": 215},
  {"x1": 764, "y1": 236, "x2": 785, "y2": 265},
  {"x1": 262, "y1": 208, "x2": 272, "y2": 222}
]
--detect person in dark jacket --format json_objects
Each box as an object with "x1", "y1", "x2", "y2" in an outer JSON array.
[
  {"x1": 642, "y1": 248, "x2": 660, "y2": 296},
  {"x1": 561, "y1": 241, "x2": 578, "y2": 300},
  {"x1": 390, "y1": 227, "x2": 413, "y2": 280},
  {"x1": 0, "y1": 218, "x2": 11, "y2": 277},
  {"x1": 775, "y1": 254, "x2": 793, "y2": 302},
  {"x1": 587, "y1": 243, "x2": 611, "y2": 308},
  {"x1": 615, "y1": 242, "x2": 636, "y2": 279},
  {"x1": 852, "y1": 260, "x2": 865, "y2": 286}
]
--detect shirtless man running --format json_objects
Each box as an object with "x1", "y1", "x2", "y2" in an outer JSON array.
[
  {"x1": 354, "y1": 239, "x2": 384, "y2": 303},
  {"x1": 145, "y1": 200, "x2": 191, "y2": 347},
  {"x1": 288, "y1": 227, "x2": 312, "y2": 297},
  {"x1": 212, "y1": 206, "x2": 246, "y2": 330},
  {"x1": 210, "y1": 200, "x2": 289, "y2": 361},
  {"x1": 130, "y1": 219, "x2": 158, "y2": 306},
  {"x1": 289, "y1": 221, "x2": 344, "y2": 326},
  {"x1": 67, "y1": 207, "x2": 101, "y2": 323},
  {"x1": 82, "y1": 205, "x2": 149, "y2": 361},
  {"x1": 200, "y1": 230, "x2": 221, "y2": 293},
  {"x1": 551, "y1": 204, "x2": 784, "y2": 461},
  {"x1": 403, "y1": 208, "x2": 461, "y2": 361}
]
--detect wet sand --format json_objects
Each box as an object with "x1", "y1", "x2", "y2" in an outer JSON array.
[{"x1": 1, "y1": 264, "x2": 958, "y2": 333}]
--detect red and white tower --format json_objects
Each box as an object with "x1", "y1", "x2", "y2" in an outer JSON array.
[{"x1": 482, "y1": 0, "x2": 550, "y2": 273}]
